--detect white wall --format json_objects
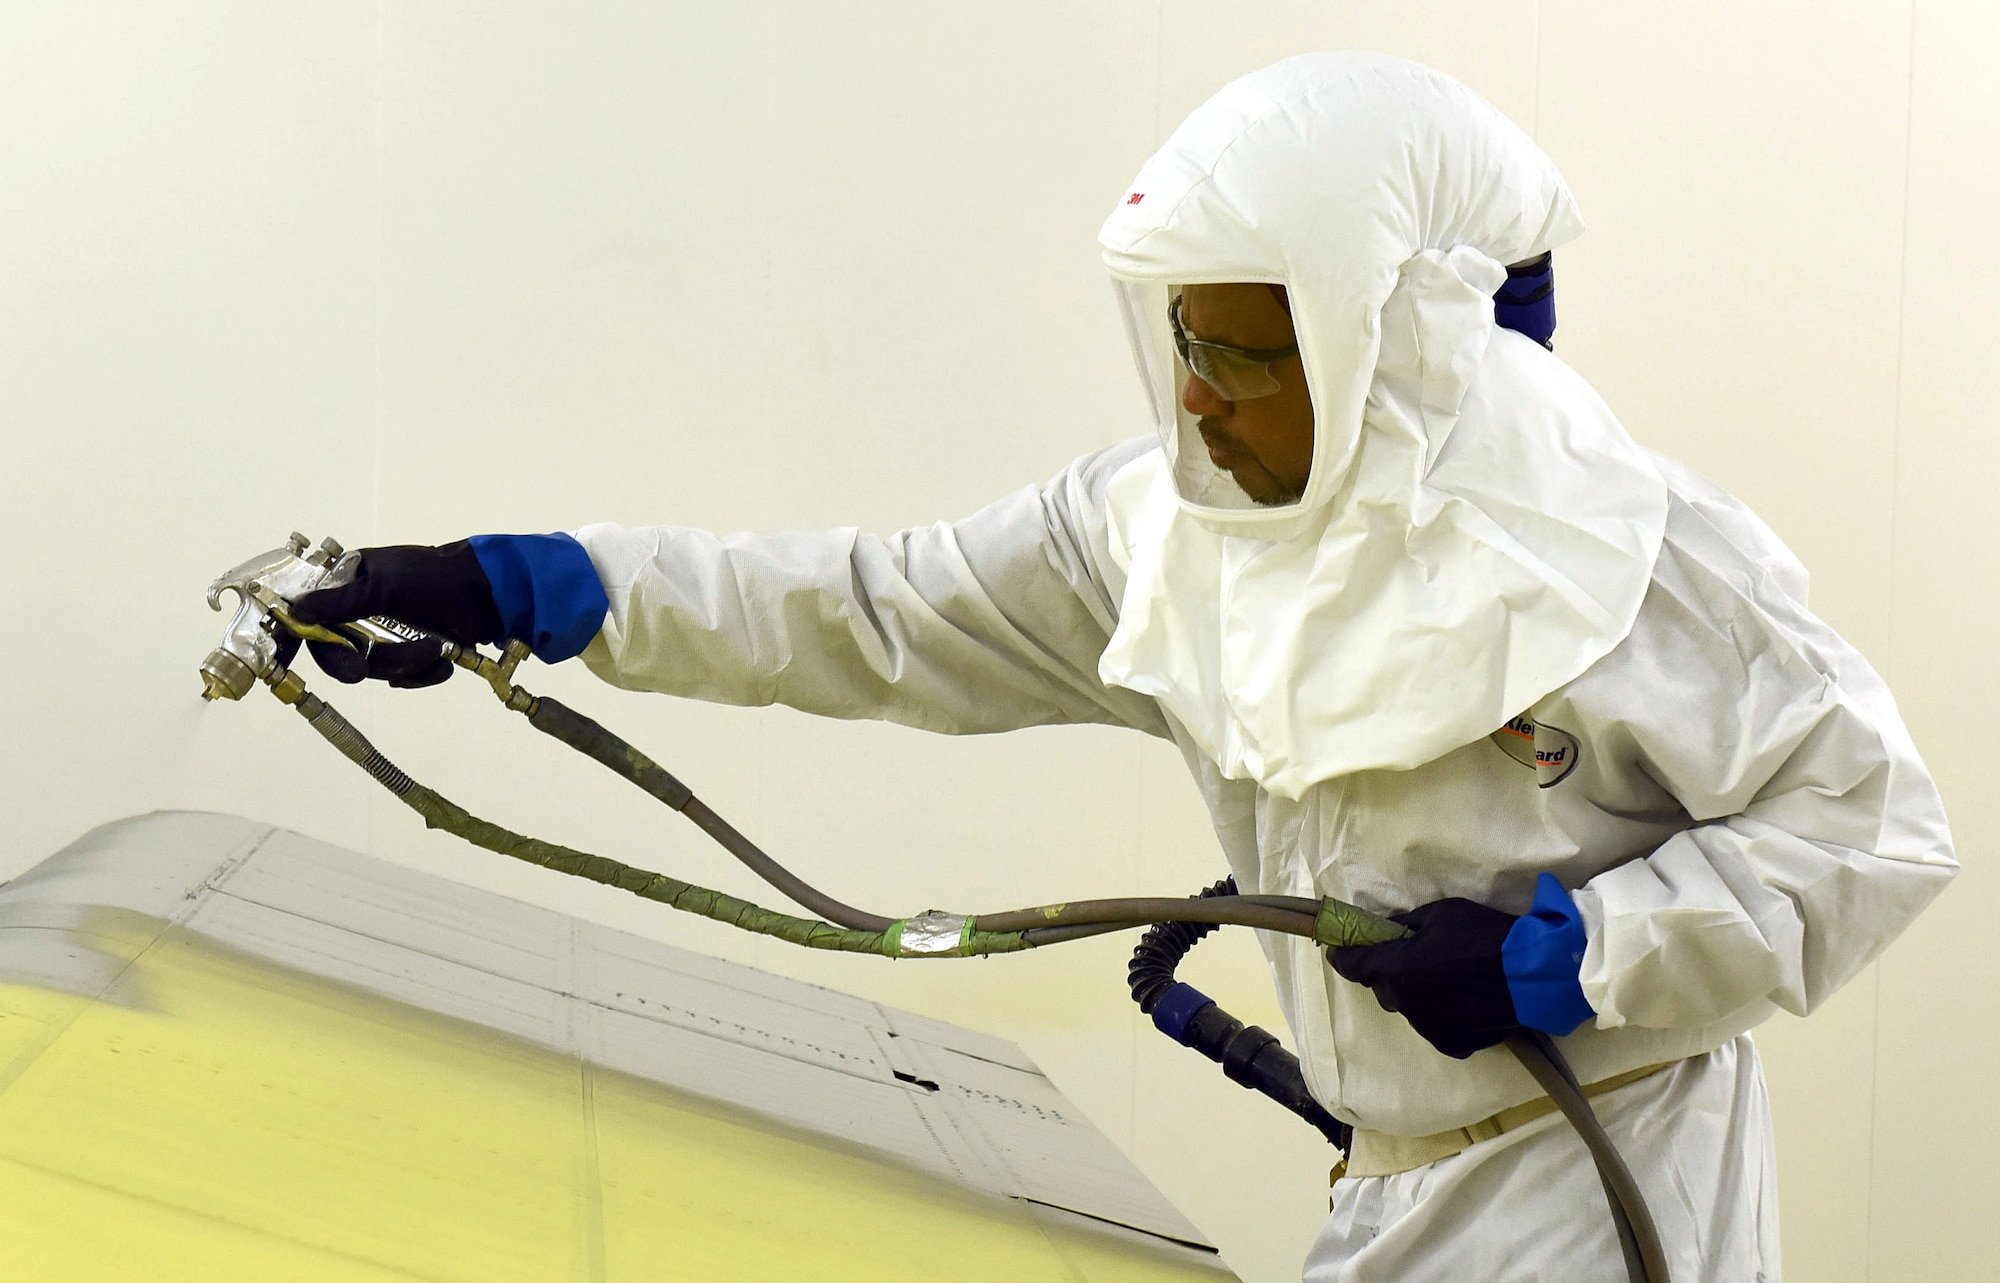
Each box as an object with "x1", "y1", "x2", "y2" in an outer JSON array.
[{"x1": 3, "y1": 4, "x2": 1995, "y2": 1279}]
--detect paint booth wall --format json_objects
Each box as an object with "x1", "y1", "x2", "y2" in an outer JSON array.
[{"x1": 2, "y1": 5, "x2": 1993, "y2": 1280}]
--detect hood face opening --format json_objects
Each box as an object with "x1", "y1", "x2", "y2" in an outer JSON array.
[
  {"x1": 1112, "y1": 277, "x2": 1323, "y2": 518},
  {"x1": 1099, "y1": 53, "x2": 1592, "y2": 541},
  {"x1": 1092, "y1": 54, "x2": 1667, "y2": 798}
]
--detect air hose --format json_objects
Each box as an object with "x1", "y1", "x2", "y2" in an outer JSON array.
[
  {"x1": 245, "y1": 640, "x2": 1668, "y2": 1281},
  {"x1": 254, "y1": 650, "x2": 1342, "y2": 954},
  {"x1": 1126, "y1": 881, "x2": 1669, "y2": 1282},
  {"x1": 1508, "y1": 1028, "x2": 1670, "y2": 1282}
]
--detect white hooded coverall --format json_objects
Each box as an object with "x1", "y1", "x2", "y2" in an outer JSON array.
[
  {"x1": 570, "y1": 54, "x2": 1955, "y2": 1283},
  {"x1": 572, "y1": 429, "x2": 1952, "y2": 1279}
]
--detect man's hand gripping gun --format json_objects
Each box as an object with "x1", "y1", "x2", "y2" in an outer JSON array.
[{"x1": 200, "y1": 533, "x2": 526, "y2": 707}]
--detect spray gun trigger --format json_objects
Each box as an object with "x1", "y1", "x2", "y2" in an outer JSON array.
[{"x1": 266, "y1": 601, "x2": 363, "y2": 652}]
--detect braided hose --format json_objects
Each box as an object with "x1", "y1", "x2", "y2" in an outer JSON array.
[
  {"x1": 523, "y1": 695, "x2": 896, "y2": 933},
  {"x1": 264, "y1": 654, "x2": 1668, "y2": 1280},
  {"x1": 288, "y1": 688, "x2": 1026, "y2": 958}
]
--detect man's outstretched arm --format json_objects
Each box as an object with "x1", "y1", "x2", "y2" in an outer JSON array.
[{"x1": 571, "y1": 438, "x2": 1169, "y2": 738}]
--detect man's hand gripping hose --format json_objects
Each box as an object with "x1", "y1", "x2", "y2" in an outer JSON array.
[{"x1": 202, "y1": 534, "x2": 1667, "y2": 1282}]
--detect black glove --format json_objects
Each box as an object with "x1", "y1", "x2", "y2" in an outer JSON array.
[
  {"x1": 276, "y1": 542, "x2": 502, "y2": 688},
  {"x1": 1327, "y1": 897, "x2": 1520, "y2": 1059},
  {"x1": 1327, "y1": 874, "x2": 1595, "y2": 1060}
]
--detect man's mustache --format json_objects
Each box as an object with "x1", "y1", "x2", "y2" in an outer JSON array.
[{"x1": 1197, "y1": 420, "x2": 1246, "y2": 453}]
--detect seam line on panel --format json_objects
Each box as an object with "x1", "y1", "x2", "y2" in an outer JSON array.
[
  {"x1": 573, "y1": 917, "x2": 608, "y2": 1283},
  {"x1": 1870, "y1": 5, "x2": 1923, "y2": 1276},
  {"x1": 0, "y1": 1153, "x2": 435, "y2": 1281},
  {"x1": 0, "y1": 829, "x2": 260, "y2": 1101}
]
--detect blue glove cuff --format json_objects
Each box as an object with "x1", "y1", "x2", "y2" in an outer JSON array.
[
  {"x1": 468, "y1": 533, "x2": 609, "y2": 664},
  {"x1": 1494, "y1": 253, "x2": 1556, "y2": 347},
  {"x1": 1501, "y1": 873, "x2": 1594, "y2": 1036}
]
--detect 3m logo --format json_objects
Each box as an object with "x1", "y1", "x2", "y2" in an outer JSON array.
[
  {"x1": 1490, "y1": 714, "x2": 1582, "y2": 788},
  {"x1": 1126, "y1": 192, "x2": 1145, "y2": 205}
]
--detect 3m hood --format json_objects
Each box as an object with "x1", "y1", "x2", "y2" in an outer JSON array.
[
  {"x1": 1101, "y1": 51, "x2": 1584, "y2": 534},
  {"x1": 1095, "y1": 53, "x2": 1667, "y2": 796}
]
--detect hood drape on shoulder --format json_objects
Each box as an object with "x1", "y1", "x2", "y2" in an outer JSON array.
[{"x1": 1096, "y1": 52, "x2": 1668, "y2": 798}]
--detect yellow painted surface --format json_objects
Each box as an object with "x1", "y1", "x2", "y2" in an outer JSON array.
[{"x1": 0, "y1": 923, "x2": 1223, "y2": 1281}]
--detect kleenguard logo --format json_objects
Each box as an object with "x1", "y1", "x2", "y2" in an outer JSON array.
[{"x1": 1490, "y1": 714, "x2": 1582, "y2": 788}]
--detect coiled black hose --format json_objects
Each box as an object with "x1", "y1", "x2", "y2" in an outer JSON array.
[{"x1": 1127, "y1": 877, "x2": 1351, "y2": 1150}]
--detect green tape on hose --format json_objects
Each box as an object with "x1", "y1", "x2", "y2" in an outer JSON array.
[
  {"x1": 1314, "y1": 897, "x2": 1413, "y2": 948},
  {"x1": 963, "y1": 930, "x2": 1031, "y2": 956}
]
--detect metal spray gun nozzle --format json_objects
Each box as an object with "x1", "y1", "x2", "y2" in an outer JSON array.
[{"x1": 199, "y1": 532, "x2": 385, "y2": 700}]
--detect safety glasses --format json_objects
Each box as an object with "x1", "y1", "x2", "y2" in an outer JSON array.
[{"x1": 1169, "y1": 292, "x2": 1299, "y2": 401}]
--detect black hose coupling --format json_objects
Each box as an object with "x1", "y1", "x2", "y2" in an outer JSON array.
[{"x1": 1128, "y1": 878, "x2": 1352, "y2": 1150}]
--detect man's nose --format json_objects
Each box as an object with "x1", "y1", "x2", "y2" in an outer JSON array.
[{"x1": 1181, "y1": 371, "x2": 1230, "y2": 417}]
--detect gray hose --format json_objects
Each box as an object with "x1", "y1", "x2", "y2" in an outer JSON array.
[
  {"x1": 523, "y1": 695, "x2": 897, "y2": 932},
  {"x1": 283, "y1": 680, "x2": 1331, "y2": 949},
  {"x1": 290, "y1": 691, "x2": 1005, "y2": 955},
  {"x1": 1506, "y1": 1030, "x2": 1670, "y2": 1283},
  {"x1": 977, "y1": 896, "x2": 1320, "y2": 937},
  {"x1": 275, "y1": 661, "x2": 1668, "y2": 1281},
  {"x1": 518, "y1": 695, "x2": 1326, "y2": 939},
  {"x1": 509, "y1": 683, "x2": 1669, "y2": 1281}
]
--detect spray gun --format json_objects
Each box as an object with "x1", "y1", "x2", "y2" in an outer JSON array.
[
  {"x1": 200, "y1": 533, "x2": 528, "y2": 707},
  {"x1": 197, "y1": 533, "x2": 1670, "y2": 1283},
  {"x1": 201, "y1": 533, "x2": 394, "y2": 702}
]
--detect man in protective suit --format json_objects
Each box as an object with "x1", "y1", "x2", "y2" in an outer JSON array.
[{"x1": 281, "y1": 53, "x2": 1955, "y2": 1280}]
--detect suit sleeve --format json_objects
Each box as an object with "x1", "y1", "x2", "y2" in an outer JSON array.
[
  {"x1": 1569, "y1": 519, "x2": 1956, "y2": 1031},
  {"x1": 568, "y1": 438, "x2": 1168, "y2": 738}
]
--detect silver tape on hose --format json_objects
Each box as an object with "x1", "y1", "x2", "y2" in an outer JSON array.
[{"x1": 898, "y1": 910, "x2": 970, "y2": 956}]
